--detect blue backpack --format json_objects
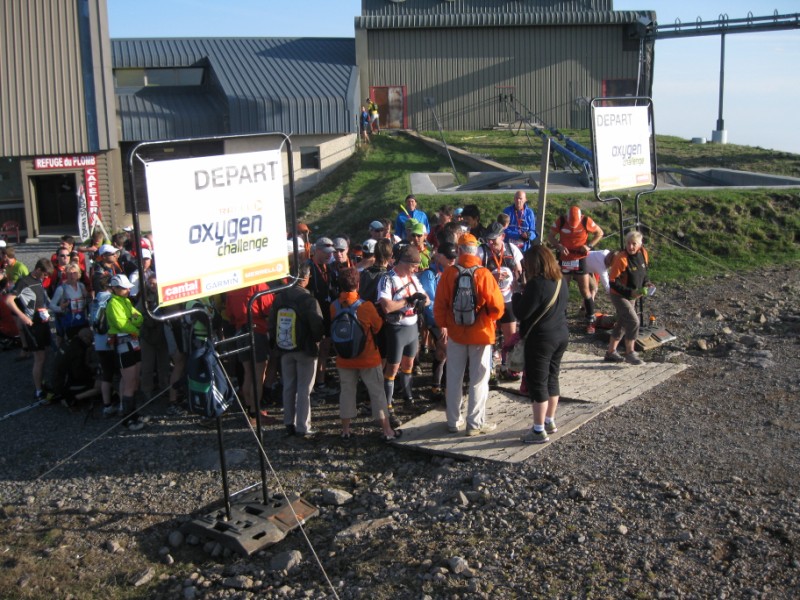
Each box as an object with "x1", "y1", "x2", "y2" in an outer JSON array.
[{"x1": 330, "y1": 299, "x2": 367, "y2": 359}]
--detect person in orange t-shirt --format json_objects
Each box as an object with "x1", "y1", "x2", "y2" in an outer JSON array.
[
  {"x1": 547, "y1": 206, "x2": 604, "y2": 334},
  {"x1": 332, "y1": 268, "x2": 401, "y2": 441}
]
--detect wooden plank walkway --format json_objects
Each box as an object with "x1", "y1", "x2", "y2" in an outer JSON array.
[{"x1": 393, "y1": 351, "x2": 688, "y2": 463}]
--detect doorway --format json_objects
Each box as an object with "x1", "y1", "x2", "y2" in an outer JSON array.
[
  {"x1": 33, "y1": 173, "x2": 78, "y2": 233},
  {"x1": 369, "y1": 86, "x2": 407, "y2": 129}
]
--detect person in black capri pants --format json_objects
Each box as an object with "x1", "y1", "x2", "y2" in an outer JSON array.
[{"x1": 511, "y1": 245, "x2": 570, "y2": 444}]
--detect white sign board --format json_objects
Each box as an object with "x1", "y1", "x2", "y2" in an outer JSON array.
[
  {"x1": 593, "y1": 105, "x2": 653, "y2": 193},
  {"x1": 146, "y1": 150, "x2": 289, "y2": 306}
]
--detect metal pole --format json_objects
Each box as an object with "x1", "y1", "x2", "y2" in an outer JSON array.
[
  {"x1": 536, "y1": 138, "x2": 550, "y2": 243},
  {"x1": 216, "y1": 416, "x2": 232, "y2": 520},
  {"x1": 716, "y1": 33, "x2": 726, "y2": 131}
]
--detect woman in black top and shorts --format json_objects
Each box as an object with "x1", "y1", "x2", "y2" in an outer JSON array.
[{"x1": 512, "y1": 245, "x2": 569, "y2": 444}]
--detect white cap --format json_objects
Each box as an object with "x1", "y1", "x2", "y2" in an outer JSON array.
[
  {"x1": 109, "y1": 274, "x2": 133, "y2": 289},
  {"x1": 362, "y1": 239, "x2": 377, "y2": 254},
  {"x1": 98, "y1": 244, "x2": 117, "y2": 256}
]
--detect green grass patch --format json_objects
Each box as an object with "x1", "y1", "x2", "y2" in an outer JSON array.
[
  {"x1": 295, "y1": 133, "x2": 800, "y2": 283},
  {"x1": 422, "y1": 129, "x2": 800, "y2": 178}
]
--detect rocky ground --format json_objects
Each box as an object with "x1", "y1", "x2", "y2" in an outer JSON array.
[{"x1": 1, "y1": 259, "x2": 799, "y2": 600}]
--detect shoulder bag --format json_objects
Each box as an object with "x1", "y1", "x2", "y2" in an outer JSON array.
[{"x1": 507, "y1": 278, "x2": 562, "y2": 373}]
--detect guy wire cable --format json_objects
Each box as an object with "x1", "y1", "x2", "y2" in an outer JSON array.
[
  {"x1": 640, "y1": 222, "x2": 748, "y2": 281},
  {"x1": 27, "y1": 370, "x2": 341, "y2": 598},
  {"x1": 34, "y1": 385, "x2": 171, "y2": 481},
  {"x1": 220, "y1": 369, "x2": 342, "y2": 600}
]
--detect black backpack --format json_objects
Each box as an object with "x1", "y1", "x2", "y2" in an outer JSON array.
[
  {"x1": 187, "y1": 338, "x2": 234, "y2": 418},
  {"x1": 330, "y1": 299, "x2": 367, "y2": 359}
]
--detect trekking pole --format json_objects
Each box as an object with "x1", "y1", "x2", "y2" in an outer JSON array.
[{"x1": 0, "y1": 399, "x2": 47, "y2": 422}]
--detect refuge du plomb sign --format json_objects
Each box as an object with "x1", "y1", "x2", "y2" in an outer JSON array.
[
  {"x1": 593, "y1": 105, "x2": 653, "y2": 193},
  {"x1": 146, "y1": 150, "x2": 289, "y2": 306}
]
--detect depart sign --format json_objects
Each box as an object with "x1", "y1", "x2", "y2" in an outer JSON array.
[
  {"x1": 146, "y1": 150, "x2": 289, "y2": 306},
  {"x1": 592, "y1": 105, "x2": 653, "y2": 193}
]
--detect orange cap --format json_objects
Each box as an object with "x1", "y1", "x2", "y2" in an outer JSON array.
[
  {"x1": 458, "y1": 233, "x2": 478, "y2": 247},
  {"x1": 297, "y1": 223, "x2": 310, "y2": 233},
  {"x1": 567, "y1": 206, "x2": 582, "y2": 227}
]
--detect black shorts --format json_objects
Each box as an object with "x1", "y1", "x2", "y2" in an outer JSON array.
[
  {"x1": 498, "y1": 301, "x2": 516, "y2": 324},
  {"x1": 21, "y1": 321, "x2": 51, "y2": 352},
  {"x1": 559, "y1": 256, "x2": 588, "y2": 276},
  {"x1": 235, "y1": 329, "x2": 270, "y2": 363},
  {"x1": 115, "y1": 337, "x2": 142, "y2": 369},
  {"x1": 384, "y1": 323, "x2": 419, "y2": 365},
  {"x1": 96, "y1": 350, "x2": 118, "y2": 383}
]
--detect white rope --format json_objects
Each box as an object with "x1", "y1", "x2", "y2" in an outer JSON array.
[
  {"x1": 34, "y1": 385, "x2": 170, "y2": 481},
  {"x1": 222, "y1": 370, "x2": 342, "y2": 600}
]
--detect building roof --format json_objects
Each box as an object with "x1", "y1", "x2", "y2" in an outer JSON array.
[
  {"x1": 112, "y1": 38, "x2": 359, "y2": 140},
  {"x1": 362, "y1": 0, "x2": 616, "y2": 14},
  {"x1": 356, "y1": 0, "x2": 654, "y2": 29}
]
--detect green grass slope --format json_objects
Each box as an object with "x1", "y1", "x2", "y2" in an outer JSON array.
[{"x1": 295, "y1": 133, "x2": 800, "y2": 283}]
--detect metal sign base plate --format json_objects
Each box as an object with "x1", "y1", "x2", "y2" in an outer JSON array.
[
  {"x1": 636, "y1": 327, "x2": 677, "y2": 351},
  {"x1": 183, "y1": 492, "x2": 319, "y2": 556}
]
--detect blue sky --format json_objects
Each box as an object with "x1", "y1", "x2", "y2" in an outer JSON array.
[{"x1": 107, "y1": 1, "x2": 800, "y2": 153}]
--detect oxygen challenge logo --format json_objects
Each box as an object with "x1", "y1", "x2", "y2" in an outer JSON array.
[
  {"x1": 188, "y1": 213, "x2": 269, "y2": 256},
  {"x1": 187, "y1": 160, "x2": 280, "y2": 257}
]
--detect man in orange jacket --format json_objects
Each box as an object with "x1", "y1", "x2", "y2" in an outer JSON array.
[{"x1": 434, "y1": 233, "x2": 505, "y2": 436}]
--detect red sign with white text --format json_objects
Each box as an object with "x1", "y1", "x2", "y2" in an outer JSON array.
[
  {"x1": 84, "y1": 167, "x2": 102, "y2": 225},
  {"x1": 34, "y1": 155, "x2": 96, "y2": 170}
]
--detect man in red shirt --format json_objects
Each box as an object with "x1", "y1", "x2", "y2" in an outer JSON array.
[{"x1": 547, "y1": 206, "x2": 604, "y2": 334}]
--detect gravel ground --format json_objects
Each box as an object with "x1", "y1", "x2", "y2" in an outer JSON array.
[{"x1": 1, "y1": 256, "x2": 799, "y2": 600}]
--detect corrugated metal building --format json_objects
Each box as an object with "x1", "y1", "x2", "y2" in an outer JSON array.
[
  {"x1": 0, "y1": 0, "x2": 118, "y2": 241},
  {"x1": 356, "y1": 0, "x2": 655, "y2": 131},
  {"x1": 1, "y1": 0, "x2": 656, "y2": 241},
  {"x1": 111, "y1": 37, "x2": 361, "y2": 214}
]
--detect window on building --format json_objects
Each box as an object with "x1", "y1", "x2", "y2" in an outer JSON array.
[
  {"x1": 114, "y1": 67, "x2": 205, "y2": 88},
  {"x1": 300, "y1": 147, "x2": 321, "y2": 170},
  {"x1": 115, "y1": 69, "x2": 145, "y2": 87},
  {"x1": 602, "y1": 79, "x2": 637, "y2": 98}
]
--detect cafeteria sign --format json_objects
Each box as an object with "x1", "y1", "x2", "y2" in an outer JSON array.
[
  {"x1": 592, "y1": 104, "x2": 654, "y2": 193},
  {"x1": 146, "y1": 150, "x2": 289, "y2": 306}
]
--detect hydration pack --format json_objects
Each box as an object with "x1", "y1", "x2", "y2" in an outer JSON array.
[
  {"x1": 452, "y1": 264, "x2": 479, "y2": 326},
  {"x1": 275, "y1": 306, "x2": 300, "y2": 351},
  {"x1": 330, "y1": 299, "x2": 367, "y2": 359}
]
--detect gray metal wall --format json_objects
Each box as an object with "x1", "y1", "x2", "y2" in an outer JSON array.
[
  {"x1": 0, "y1": 0, "x2": 116, "y2": 156},
  {"x1": 364, "y1": 24, "x2": 641, "y2": 131}
]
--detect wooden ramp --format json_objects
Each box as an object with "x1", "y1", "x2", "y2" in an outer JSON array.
[{"x1": 393, "y1": 351, "x2": 688, "y2": 463}]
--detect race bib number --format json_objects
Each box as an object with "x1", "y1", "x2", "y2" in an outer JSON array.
[{"x1": 561, "y1": 260, "x2": 580, "y2": 271}]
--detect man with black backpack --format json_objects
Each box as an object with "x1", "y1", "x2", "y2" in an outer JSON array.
[
  {"x1": 377, "y1": 245, "x2": 429, "y2": 412},
  {"x1": 269, "y1": 261, "x2": 324, "y2": 436},
  {"x1": 434, "y1": 233, "x2": 505, "y2": 436}
]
